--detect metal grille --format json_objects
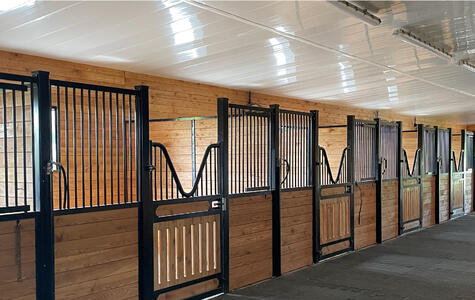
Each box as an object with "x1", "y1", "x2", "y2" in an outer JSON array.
[
  {"x1": 423, "y1": 129, "x2": 436, "y2": 174},
  {"x1": 279, "y1": 110, "x2": 311, "y2": 189},
  {"x1": 228, "y1": 104, "x2": 270, "y2": 194},
  {"x1": 402, "y1": 149, "x2": 421, "y2": 177},
  {"x1": 467, "y1": 134, "x2": 473, "y2": 170},
  {"x1": 50, "y1": 81, "x2": 137, "y2": 210},
  {"x1": 354, "y1": 120, "x2": 376, "y2": 182},
  {"x1": 0, "y1": 75, "x2": 35, "y2": 214},
  {"x1": 438, "y1": 129, "x2": 450, "y2": 174},
  {"x1": 452, "y1": 150, "x2": 464, "y2": 172},
  {"x1": 151, "y1": 142, "x2": 219, "y2": 200},
  {"x1": 319, "y1": 147, "x2": 348, "y2": 185},
  {"x1": 380, "y1": 124, "x2": 398, "y2": 180}
]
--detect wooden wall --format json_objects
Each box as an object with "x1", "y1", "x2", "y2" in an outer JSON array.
[
  {"x1": 54, "y1": 208, "x2": 138, "y2": 299},
  {"x1": 229, "y1": 194, "x2": 272, "y2": 291},
  {"x1": 0, "y1": 218, "x2": 36, "y2": 299},
  {"x1": 280, "y1": 189, "x2": 313, "y2": 274},
  {"x1": 382, "y1": 180, "x2": 398, "y2": 241},
  {"x1": 354, "y1": 182, "x2": 376, "y2": 250},
  {"x1": 465, "y1": 171, "x2": 473, "y2": 213},
  {"x1": 439, "y1": 174, "x2": 450, "y2": 222},
  {"x1": 423, "y1": 176, "x2": 436, "y2": 228}
]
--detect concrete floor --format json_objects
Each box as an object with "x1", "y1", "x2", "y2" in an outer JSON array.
[{"x1": 218, "y1": 214, "x2": 475, "y2": 300}]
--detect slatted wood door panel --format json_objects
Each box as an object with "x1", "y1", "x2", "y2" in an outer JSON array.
[
  {"x1": 464, "y1": 171, "x2": 473, "y2": 213},
  {"x1": 401, "y1": 178, "x2": 422, "y2": 232},
  {"x1": 451, "y1": 172, "x2": 464, "y2": 217},
  {"x1": 153, "y1": 199, "x2": 222, "y2": 300},
  {"x1": 439, "y1": 174, "x2": 450, "y2": 222},
  {"x1": 319, "y1": 185, "x2": 352, "y2": 258}
]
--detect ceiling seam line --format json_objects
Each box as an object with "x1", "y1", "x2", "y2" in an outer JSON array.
[{"x1": 182, "y1": 0, "x2": 475, "y2": 99}]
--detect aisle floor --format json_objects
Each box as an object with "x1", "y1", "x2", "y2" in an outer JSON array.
[{"x1": 217, "y1": 214, "x2": 475, "y2": 299}]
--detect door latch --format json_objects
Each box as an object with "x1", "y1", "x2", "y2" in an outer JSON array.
[{"x1": 211, "y1": 200, "x2": 221, "y2": 209}]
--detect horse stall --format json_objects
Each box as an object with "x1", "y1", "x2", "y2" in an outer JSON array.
[
  {"x1": 451, "y1": 131, "x2": 464, "y2": 218},
  {"x1": 462, "y1": 131, "x2": 474, "y2": 213}
]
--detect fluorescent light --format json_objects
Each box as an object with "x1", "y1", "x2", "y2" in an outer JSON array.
[
  {"x1": 458, "y1": 59, "x2": 475, "y2": 72},
  {"x1": 329, "y1": 1, "x2": 381, "y2": 26},
  {"x1": 0, "y1": 0, "x2": 34, "y2": 12},
  {"x1": 393, "y1": 28, "x2": 452, "y2": 61}
]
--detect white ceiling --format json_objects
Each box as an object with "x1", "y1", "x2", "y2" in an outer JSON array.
[{"x1": 1, "y1": 1, "x2": 474, "y2": 122}]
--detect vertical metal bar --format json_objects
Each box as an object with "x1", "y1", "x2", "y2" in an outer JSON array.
[
  {"x1": 269, "y1": 104, "x2": 281, "y2": 276},
  {"x1": 136, "y1": 85, "x2": 153, "y2": 300},
  {"x1": 191, "y1": 120, "x2": 196, "y2": 186},
  {"x1": 88, "y1": 90, "x2": 92, "y2": 207},
  {"x1": 3, "y1": 89, "x2": 8, "y2": 207},
  {"x1": 347, "y1": 115, "x2": 355, "y2": 250},
  {"x1": 21, "y1": 82, "x2": 28, "y2": 207},
  {"x1": 417, "y1": 124, "x2": 425, "y2": 226},
  {"x1": 115, "y1": 93, "x2": 120, "y2": 204},
  {"x1": 102, "y1": 92, "x2": 107, "y2": 205},
  {"x1": 217, "y1": 97, "x2": 229, "y2": 293},
  {"x1": 129, "y1": 94, "x2": 133, "y2": 202},
  {"x1": 233, "y1": 107, "x2": 237, "y2": 193},
  {"x1": 80, "y1": 88, "x2": 85, "y2": 207},
  {"x1": 153, "y1": 147, "x2": 157, "y2": 200},
  {"x1": 73, "y1": 88, "x2": 77, "y2": 208},
  {"x1": 12, "y1": 90, "x2": 18, "y2": 206},
  {"x1": 375, "y1": 118, "x2": 382, "y2": 244},
  {"x1": 448, "y1": 128, "x2": 453, "y2": 218},
  {"x1": 434, "y1": 126, "x2": 440, "y2": 224},
  {"x1": 160, "y1": 148, "x2": 163, "y2": 200},
  {"x1": 109, "y1": 92, "x2": 113, "y2": 204},
  {"x1": 32, "y1": 70, "x2": 54, "y2": 300},
  {"x1": 246, "y1": 110, "x2": 249, "y2": 190},
  {"x1": 65, "y1": 87, "x2": 70, "y2": 208},
  {"x1": 311, "y1": 110, "x2": 319, "y2": 263},
  {"x1": 122, "y1": 93, "x2": 128, "y2": 203},
  {"x1": 238, "y1": 108, "x2": 241, "y2": 193},
  {"x1": 95, "y1": 90, "x2": 99, "y2": 206},
  {"x1": 397, "y1": 121, "x2": 404, "y2": 235}
]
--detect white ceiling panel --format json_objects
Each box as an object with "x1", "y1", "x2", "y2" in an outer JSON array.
[{"x1": 0, "y1": 0, "x2": 474, "y2": 123}]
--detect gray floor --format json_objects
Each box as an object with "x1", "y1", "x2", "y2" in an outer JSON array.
[{"x1": 218, "y1": 214, "x2": 475, "y2": 300}]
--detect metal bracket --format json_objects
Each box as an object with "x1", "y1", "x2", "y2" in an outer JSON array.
[{"x1": 146, "y1": 164, "x2": 156, "y2": 172}]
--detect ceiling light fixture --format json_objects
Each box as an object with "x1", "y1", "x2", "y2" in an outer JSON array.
[
  {"x1": 393, "y1": 28, "x2": 453, "y2": 61},
  {"x1": 329, "y1": 1, "x2": 381, "y2": 26},
  {"x1": 457, "y1": 59, "x2": 475, "y2": 73}
]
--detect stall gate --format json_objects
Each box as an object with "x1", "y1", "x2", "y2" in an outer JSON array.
[
  {"x1": 399, "y1": 149, "x2": 423, "y2": 233},
  {"x1": 451, "y1": 148, "x2": 464, "y2": 218},
  {"x1": 463, "y1": 131, "x2": 474, "y2": 213},
  {"x1": 437, "y1": 128, "x2": 451, "y2": 222}
]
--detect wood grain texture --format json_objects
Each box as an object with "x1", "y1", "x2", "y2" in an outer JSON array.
[
  {"x1": 354, "y1": 182, "x2": 376, "y2": 250},
  {"x1": 382, "y1": 180, "x2": 398, "y2": 241},
  {"x1": 280, "y1": 189, "x2": 312, "y2": 274},
  {"x1": 0, "y1": 218, "x2": 36, "y2": 300},
  {"x1": 229, "y1": 194, "x2": 272, "y2": 291},
  {"x1": 464, "y1": 171, "x2": 473, "y2": 213},
  {"x1": 439, "y1": 174, "x2": 450, "y2": 222},
  {"x1": 54, "y1": 208, "x2": 138, "y2": 300},
  {"x1": 423, "y1": 176, "x2": 436, "y2": 228}
]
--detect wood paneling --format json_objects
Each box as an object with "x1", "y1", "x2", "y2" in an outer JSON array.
[
  {"x1": 382, "y1": 179, "x2": 398, "y2": 241},
  {"x1": 54, "y1": 208, "x2": 138, "y2": 300},
  {"x1": 229, "y1": 194, "x2": 272, "y2": 291},
  {"x1": 354, "y1": 182, "x2": 376, "y2": 250},
  {"x1": 439, "y1": 174, "x2": 450, "y2": 222},
  {"x1": 452, "y1": 174, "x2": 464, "y2": 211},
  {"x1": 423, "y1": 176, "x2": 436, "y2": 228},
  {"x1": 280, "y1": 189, "x2": 312, "y2": 274},
  {"x1": 0, "y1": 218, "x2": 36, "y2": 300}
]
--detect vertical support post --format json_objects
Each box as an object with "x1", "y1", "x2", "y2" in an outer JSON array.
[
  {"x1": 217, "y1": 98, "x2": 229, "y2": 292},
  {"x1": 434, "y1": 126, "x2": 440, "y2": 224},
  {"x1": 448, "y1": 128, "x2": 453, "y2": 218},
  {"x1": 375, "y1": 118, "x2": 382, "y2": 243},
  {"x1": 347, "y1": 115, "x2": 355, "y2": 250},
  {"x1": 462, "y1": 130, "x2": 467, "y2": 214},
  {"x1": 191, "y1": 119, "x2": 197, "y2": 185},
  {"x1": 397, "y1": 121, "x2": 404, "y2": 235},
  {"x1": 310, "y1": 110, "x2": 319, "y2": 263},
  {"x1": 32, "y1": 70, "x2": 54, "y2": 300},
  {"x1": 269, "y1": 104, "x2": 281, "y2": 276},
  {"x1": 136, "y1": 85, "x2": 153, "y2": 300},
  {"x1": 417, "y1": 124, "x2": 425, "y2": 226}
]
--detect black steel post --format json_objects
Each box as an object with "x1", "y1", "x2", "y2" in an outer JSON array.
[
  {"x1": 347, "y1": 115, "x2": 355, "y2": 250},
  {"x1": 217, "y1": 98, "x2": 229, "y2": 292},
  {"x1": 269, "y1": 104, "x2": 281, "y2": 276},
  {"x1": 417, "y1": 124, "x2": 425, "y2": 226},
  {"x1": 397, "y1": 121, "x2": 403, "y2": 235},
  {"x1": 448, "y1": 128, "x2": 453, "y2": 218},
  {"x1": 136, "y1": 85, "x2": 153, "y2": 300},
  {"x1": 310, "y1": 110, "x2": 319, "y2": 263},
  {"x1": 375, "y1": 118, "x2": 382, "y2": 243},
  {"x1": 32, "y1": 70, "x2": 55, "y2": 300},
  {"x1": 434, "y1": 126, "x2": 440, "y2": 224}
]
